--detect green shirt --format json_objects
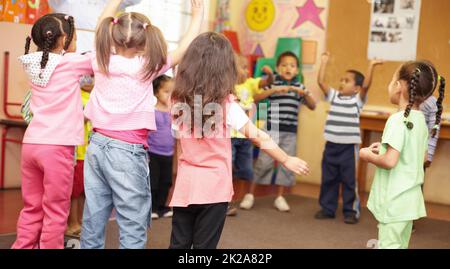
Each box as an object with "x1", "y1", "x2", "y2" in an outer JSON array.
[{"x1": 367, "y1": 110, "x2": 428, "y2": 223}]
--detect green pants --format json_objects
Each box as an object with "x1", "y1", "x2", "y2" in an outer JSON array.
[{"x1": 378, "y1": 221, "x2": 413, "y2": 249}]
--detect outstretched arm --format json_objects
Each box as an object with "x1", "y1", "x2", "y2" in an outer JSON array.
[
  {"x1": 97, "y1": 0, "x2": 123, "y2": 30},
  {"x1": 240, "y1": 121, "x2": 310, "y2": 176},
  {"x1": 318, "y1": 52, "x2": 331, "y2": 96},
  {"x1": 169, "y1": 0, "x2": 204, "y2": 67},
  {"x1": 360, "y1": 59, "x2": 384, "y2": 101}
]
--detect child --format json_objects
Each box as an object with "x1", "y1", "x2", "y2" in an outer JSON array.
[
  {"x1": 227, "y1": 54, "x2": 274, "y2": 216},
  {"x1": 80, "y1": 0, "x2": 204, "y2": 249},
  {"x1": 148, "y1": 75, "x2": 175, "y2": 220},
  {"x1": 169, "y1": 32, "x2": 310, "y2": 249},
  {"x1": 65, "y1": 75, "x2": 94, "y2": 237},
  {"x1": 13, "y1": 13, "x2": 93, "y2": 249},
  {"x1": 315, "y1": 52, "x2": 383, "y2": 224},
  {"x1": 360, "y1": 61, "x2": 445, "y2": 249},
  {"x1": 240, "y1": 51, "x2": 316, "y2": 212}
]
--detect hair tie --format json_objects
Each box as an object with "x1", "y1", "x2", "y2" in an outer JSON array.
[
  {"x1": 404, "y1": 120, "x2": 414, "y2": 130},
  {"x1": 64, "y1": 15, "x2": 70, "y2": 20},
  {"x1": 415, "y1": 68, "x2": 421, "y2": 74},
  {"x1": 433, "y1": 124, "x2": 440, "y2": 131},
  {"x1": 46, "y1": 31, "x2": 52, "y2": 36},
  {"x1": 112, "y1": 18, "x2": 118, "y2": 25},
  {"x1": 143, "y1": 23, "x2": 149, "y2": 29},
  {"x1": 28, "y1": 35, "x2": 32, "y2": 41}
]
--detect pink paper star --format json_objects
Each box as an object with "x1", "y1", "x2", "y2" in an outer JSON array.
[{"x1": 293, "y1": 0, "x2": 325, "y2": 30}]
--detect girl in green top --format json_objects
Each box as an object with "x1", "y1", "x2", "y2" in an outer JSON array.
[{"x1": 360, "y1": 61, "x2": 446, "y2": 249}]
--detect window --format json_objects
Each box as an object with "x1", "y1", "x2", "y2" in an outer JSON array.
[{"x1": 127, "y1": 0, "x2": 208, "y2": 51}]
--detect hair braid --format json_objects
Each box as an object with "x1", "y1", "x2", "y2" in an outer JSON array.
[
  {"x1": 25, "y1": 36, "x2": 32, "y2": 55},
  {"x1": 404, "y1": 68, "x2": 420, "y2": 119},
  {"x1": 64, "y1": 16, "x2": 75, "y2": 51},
  {"x1": 40, "y1": 32, "x2": 54, "y2": 72},
  {"x1": 432, "y1": 76, "x2": 446, "y2": 138}
]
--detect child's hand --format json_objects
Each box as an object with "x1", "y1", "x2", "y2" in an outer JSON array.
[
  {"x1": 275, "y1": 86, "x2": 290, "y2": 94},
  {"x1": 321, "y1": 52, "x2": 330, "y2": 63},
  {"x1": 359, "y1": 148, "x2": 373, "y2": 161},
  {"x1": 262, "y1": 65, "x2": 273, "y2": 75},
  {"x1": 283, "y1": 156, "x2": 310, "y2": 176},
  {"x1": 370, "y1": 59, "x2": 384, "y2": 66},
  {"x1": 369, "y1": 142, "x2": 382, "y2": 154},
  {"x1": 191, "y1": 0, "x2": 204, "y2": 17}
]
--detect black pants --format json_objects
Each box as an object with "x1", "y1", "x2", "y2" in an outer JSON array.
[
  {"x1": 149, "y1": 153, "x2": 173, "y2": 215},
  {"x1": 169, "y1": 203, "x2": 228, "y2": 249},
  {"x1": 319, "y1": 142, "x2": 360, "y2": 218}
]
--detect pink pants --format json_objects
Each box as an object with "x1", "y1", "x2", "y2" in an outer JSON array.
[{"x1": 12, "y1": 144, "x2": 75, "y2": 249}]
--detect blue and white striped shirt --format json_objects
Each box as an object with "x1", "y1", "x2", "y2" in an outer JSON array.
[{"x1": 324, "y1": 88, "x2": 366, "y2": 144}]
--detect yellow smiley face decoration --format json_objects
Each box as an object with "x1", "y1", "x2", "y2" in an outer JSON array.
[{"x1": 245, "y1": 0, "x2": 276, "y2": 32}]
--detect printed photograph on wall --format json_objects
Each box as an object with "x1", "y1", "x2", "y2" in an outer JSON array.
[{"x1": 368, "y1": 0, "x2": 421, "y2": 61}]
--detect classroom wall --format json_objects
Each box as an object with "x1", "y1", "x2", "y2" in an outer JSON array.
[
  {"x1": 0, "y1": 22, "x2": 32, "y2": 188},
  {"x1": 222, "y1": 0, "x2": 450, "y2": 205}
]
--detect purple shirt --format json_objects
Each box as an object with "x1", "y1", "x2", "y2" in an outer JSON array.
[{"x1": 148, "y1": 110, "x2": 175, "y2": 156}]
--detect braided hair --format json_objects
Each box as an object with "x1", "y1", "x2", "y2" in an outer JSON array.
[
  {"x1": 398, "y1": 61, "x2": 443, "y2": 131},
  {"x1": 432, "y1": 76, "x2": 446, "y2": 138},
  {"x1": 24, "y1": 13, "x2": 76, "y2": 72}
]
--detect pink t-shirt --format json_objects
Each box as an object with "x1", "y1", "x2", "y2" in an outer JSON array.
[
  {"x1": 169, "y1": 97, "x2": 249, "y2": 207},
  {"x1": 19, "y1": 52, "x2": 93, "y2": 146},
  {"x1": 84, "y1": 54, "x2": 172, "y2": 132}
]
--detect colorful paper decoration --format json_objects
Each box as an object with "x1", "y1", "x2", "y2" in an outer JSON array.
[
  {"x1": 26, "y1": 0, "x2": 50, "y2": 24},
  {"x1": 293, "y1": 0, "x2": 325, "y2": 30},
  {"x1": 2, "y1": 0, "x2": 27, "y2": 24},
  {"x1": 245, "y1": 0, "x2": 276, "y2": 32}
]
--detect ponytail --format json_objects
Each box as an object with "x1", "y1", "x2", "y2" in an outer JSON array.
[
  {"x1": 96, "y1": 17, "x2": 115, "y2": 75},
  {"x1": 142, "y1": 23, "x2": 168, "y2": 81},
  {"x1": 25, "y1": 36, "x2": 32, "y2": 55},
  {"x1": 404, "y1": 68, "x2": 420, "y2": 129}
]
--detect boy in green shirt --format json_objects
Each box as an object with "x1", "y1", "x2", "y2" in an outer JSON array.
[{"x1": 360, "y1": 61, "x2": 445, "y2": 249}]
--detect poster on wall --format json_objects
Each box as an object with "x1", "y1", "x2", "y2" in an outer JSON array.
[{"x1": 368, "y1": 0, "x2": 422, "y2": 61}]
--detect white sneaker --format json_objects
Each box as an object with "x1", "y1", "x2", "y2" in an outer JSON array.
[
  {"x1": 240, "y1": 193, "x2": 255, "y2": 210},
  {"x1": 274, "y1": 196, "x2": 290, "y2": 212},
  {"x1": 151, "y1": 213, "x2": 159, "y2": 219},
  {"x1": 162, "y1": 210, "x2": 173, "y2": 218}
]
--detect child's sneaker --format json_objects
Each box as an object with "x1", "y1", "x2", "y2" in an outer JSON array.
[
  {"x1": 226, "y1": 205, "x2": 238, "y2": 216},
  {"x1": 239, "y1": 193, "x2": 255, "y2": 210},
  {"x1": 274, "y1": 196, "x2": 290, "y2": 212},
  {"x1": 162, "y1": 210, "x2": 173, "y2": 218},
  {"x1": 344, "y1": 214, "x2": 359, "y2": 224},
  {"x1": 314, "y1": 210, "x2": 335, "y2": 219},
  {"x1": 151, "y1": 212, "x2": 159, "y2": 219}
]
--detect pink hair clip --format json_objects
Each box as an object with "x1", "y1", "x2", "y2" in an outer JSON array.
[
  {"x1": 28, "y1": 35, "x2": 33, "y2": 41},
  {"x1": 112, "y1": 18, "x2": 119, "y2": 25},
  {"x1": 64, "y1": 15, "x2": 70, "y2": 20},
  {"x1": 143, "y1": 23, "x2": 149, "y2": 29}
]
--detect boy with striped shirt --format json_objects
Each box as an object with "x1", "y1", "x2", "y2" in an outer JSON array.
[{"x1": 316, "y1": 52, "x2": 383, "y2": 224}]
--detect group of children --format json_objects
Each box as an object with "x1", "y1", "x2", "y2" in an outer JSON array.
[{"x1": 12, "y1": 0, "x2": 446, "y2": 250}]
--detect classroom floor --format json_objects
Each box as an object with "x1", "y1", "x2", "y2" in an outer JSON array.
[{"x1": 1, "y1": 180, "x2": 450, "y2": 235}]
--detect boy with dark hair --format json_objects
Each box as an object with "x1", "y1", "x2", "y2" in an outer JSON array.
[
  {"x1": 316, "y1": 52, "x2": 383, "y2": 224},
  {"x1": 240, "y1": 51, "x2": 316, "y2": 212}
]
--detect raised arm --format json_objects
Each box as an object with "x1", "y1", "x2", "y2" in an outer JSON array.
[
  {"x1": 97, "y1": 0, "x2": 123, "y2": 30},
  {"x1": 240, "y1": 121, "x2": 310, "y2": 176},
  {"x1": 318, "y1": 52, "x2": 331, "y2": 96},
  {"x1": 360, "y1": 59, "x2": 384, "y2": 101},
  {"x1": 169, "y1": 0, "x2": 204, "y2": 67}
]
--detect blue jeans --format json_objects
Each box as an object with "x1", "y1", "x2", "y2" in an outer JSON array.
[
  {"x1": 80, "y1": 132, "x2": 151, "y2": 249},
  {"x1": 231, "y1": 138, "x2": 253, "y2": 180}
]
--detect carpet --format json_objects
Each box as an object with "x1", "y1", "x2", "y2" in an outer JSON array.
[{"x1": 1, "y1": 195, "x2": 449, "y2": 249}]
